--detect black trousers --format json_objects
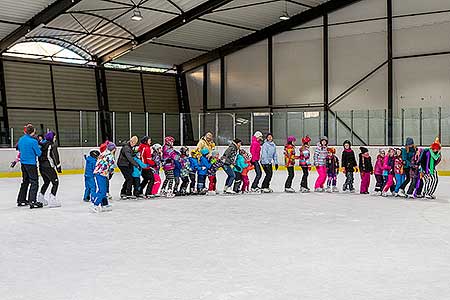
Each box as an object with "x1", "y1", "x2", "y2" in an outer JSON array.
[
  {"x1": 261, "y1": 164, "x2": 273, "y2": 189},
  {"x1": 180, "y1": 176, "x2": 189, "y2": 192},
  {"x1": 233, "y1": 172, "x2": 242, "y2": 192},
  {"x1": 119, "y1": 166, "x2": 134, "y2": 196},
  {"x1": 189, "y1": 173, "x2": 196, "y2": 192},
  {"x1": 17, "y1": 164, "x2": 39, "y2": 205},
  {"x1": 251, "y1": 161, "x2": 262, "y2": 189},
  {"x1": 132, "y1": 177, "x2": 141, "y2": 196},
  {"x1": 301, "y1": 166, "x2": 309, "y2": 189},
  {"x1": 40, "y1": 167, "x2": 59, "y2": 196},
  {"x1": 285, "y1": 166, "x2": 294, "y2": 188},
  {"x1": 399, "y1": 168, "x2": 410, "y2": 191},
  {"x1": 375, "y1": 174, "x2": 384, "y2": 192},
  {"x1": 140, "y1": 169, "x2": 154, "y2": 196}
]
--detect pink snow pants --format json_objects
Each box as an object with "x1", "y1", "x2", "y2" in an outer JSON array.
[
  {"x1": 382, "y1": 174, "x2": 394, "y2": 193},
  {"x1": 360, "y1": 171, "x2": 371, "y2": 193},
  {"x1": 152, "y1": 173, "x2": 161, "y2": 195},
  {"x1": 315, "y1": 166, "x2": 327, "y2": 189}
]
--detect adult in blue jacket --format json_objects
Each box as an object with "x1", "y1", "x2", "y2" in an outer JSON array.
[
  {"x1": 260, "y1": 133, "x2": 279, "y2": 193},
  {"x1": 17, "y1": 124, "x2": 43, "y2": 208}
]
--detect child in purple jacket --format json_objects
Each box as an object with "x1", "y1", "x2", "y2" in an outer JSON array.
[{"x1": 161, "y1": 136, "x2": 177, "y2": 198}]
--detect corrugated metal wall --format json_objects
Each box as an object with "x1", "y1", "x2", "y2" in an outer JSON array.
[
  {"x1": 4, "y1": 61, "x2": 53, "y2": 109},
  {"x1": 106, "y1": 70, "x2": 144, "y2": 112},
  {"x1": 53, "y1": 66, "x2": 98, "y2": 110},
  {"x1": 143, "y1": 74, "x2": 179, "y2": 113}
]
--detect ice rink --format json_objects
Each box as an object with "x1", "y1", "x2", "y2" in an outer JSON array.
[{"x1": 1, "y1": 171, "x2": 450, "y2": 300}]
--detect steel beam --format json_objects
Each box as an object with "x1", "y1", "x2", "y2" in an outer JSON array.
[
  {"x1": 323, "y1": 13, "x2": 329, "y2": 138},
  {"x1": 99, "y1": 0, "x2": 235, "y2": 63},
  {"x1": 0, "y1": 0, "x2": 83, "y2": 53},
  {"x1": 0, "y1": 58, "x2": 10, "y2": 146},
  {"x1": 387, "y1": 0, "x2": 393, "y2": 145},
  {"x1": 180, "y1": 0, "x2": 363, "y2": 72}
]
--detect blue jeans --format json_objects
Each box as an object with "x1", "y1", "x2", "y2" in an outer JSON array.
[
  {"x1": 93, "y1": 174, "x2": 108, "y2": 206},
  {"x1": 395, "y1": 174, "x2": 405, "y2": 193},
  {"x1": 223, "y1": 164, "x2": 235, "y2": 187}
]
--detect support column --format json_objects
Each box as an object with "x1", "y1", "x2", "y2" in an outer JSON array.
[
  {"x1": 49, "y1": 65, "x2": 60, "y2": 146},
  {"x1": 0, "y1": 58, "x2": 9, "y2": 146},
  {"x1": 95, "y1": 66, "x2": 112, "y2": 142},
  {"x1": 387, "y1": 0, "x2": 394, "y2": 145},
  {"x1": 176, "y1": 66, "x2": 194, "y2": 144},
  {"x1": 268, "y1": 36, "x2": 274, "y2": 133},
  {"x1": 220, "y1": 57, "x2": 225, "y2": 109},
  {"x1": 323, "y1": 13, "x2": 329, "y2": 138}
]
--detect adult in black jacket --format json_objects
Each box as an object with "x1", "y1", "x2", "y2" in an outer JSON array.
[
  {"x1": 117, "y1": 136, "x2": 140, "y2": 199},
  {"x1": 38, "y1": 131, "x2": 62, "y2": 207},
  {"x1": 341, "y1": 140, "x2": 357, "y2": 192}
]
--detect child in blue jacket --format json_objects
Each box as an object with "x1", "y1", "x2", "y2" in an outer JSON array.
[
  {"x1": 132, "y1": 149, "x2": 149, "y2": 198},
  {"x1": 188, "y1": 150, "x2": 199, "y2": 194},
  {"x1": 173, "y1": 150, "x2": 182, "y2": 195},
  {"x1": 83, "y1": 149, "x2": 100, "y2": 202},
  {"x1": 233, "y1": 149, "x2": 249, "y2": 193},
  {"x1": 197, "y1": 148, "x2": 211, "y2": 194}
]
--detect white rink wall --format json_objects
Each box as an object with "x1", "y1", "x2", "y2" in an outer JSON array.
[{"x1": 1, "y1": 145, "x2": 449, "y2": 174}]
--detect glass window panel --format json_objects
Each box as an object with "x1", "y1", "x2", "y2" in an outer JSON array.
[
  {"x1": 57, "y1": 111, "x2": 80, "y2": 147},
  {"x1": 368, "y1": 110, "x2": 386, "y2": 145},
  {"x1": 329, "y1": 0, "x2": 386, "y2": 24},
  {"x1": 422, "y1": 107, "x2": 439, "y2": 146},
  {"x1": 131, "y1": 112, "x2": 146, "y2": 141},
  {"x1": 217, "y1": 113, "x2": 233, "y2": 146},
  {"x1": 304, "y1": 111, "x2": 322, "y2": 144},
  {"x1": 272, "y1": 112, "x2": 287, "y2": 146},
  {"x1": 186, "y1": 67, "x2": 203, "y2": 112},
  {"x1": 114, "y1": 112, "x2": 129, "y2": 146},
  {"x1": 81, "y1": 111, "x2": 98, "y2": 147},
  {"x1": 207, "y1": 60, "x2": 221, "y2": 110},
  {"x1": 235, "y1": 113, "x2": 251, "y2": 145},
  {"x1": 149, "y1": 114, "x2": 163, "y2": 145},
  {"x1": 165, "y1": 113, "x2": 180, "y2": 146},
  {"x1": 253, "y1": 113, "x2": 270, "y2": 136}
]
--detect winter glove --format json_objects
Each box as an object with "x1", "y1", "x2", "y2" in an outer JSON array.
[
  {"x1": 57, "y1": 167, "x2": 62, "y2": 174},
  {"x1": 10, "y1": 161, "x2": 17, "y2": 168},
  {"x1": 275, "y1": 164, "x2": 279, "y2": 171}
]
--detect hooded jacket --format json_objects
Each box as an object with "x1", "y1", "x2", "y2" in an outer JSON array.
[
  {"x1": 38, "y1": 139, "x2": 61, "y2": 171},
  {"x1": 222, "y1": 142, "x2": 239, "y2": 165},
  {"x1": 132, "y1": 157, "x2": 148, "y2": 178},
  {"x1": 342, "y1": 148, "x2": 357, "y2": 172},
  {"x1": 284, "y1": 143, "x2": 296, "y2": 167},
  {"x1": 313, "y1": 142, "x2": 328, "y2": 167},
  {"x1": 117, "y1": 143, "x2": 139, "y2": 168},
  {"x1": 17, "y1": 134, "x2": 42, "y2": 165},
  {"x1": 198, "y1": 153, "x2": 212, "y2": 176},
  {"x1": 94, "y1": 150, "x2": 116, "y2": 177},
  {"x1": 299, "y1": 145, "x2": 311, "y2": 167},
  {"x1": 138, "y1": 143, "x2": 153, "y2": 170},
  {"x1": 196, "y1": 137, "x2": 216, "y2": 153},
  {"x1": 374, "y1": 155, "x2": 384, "y2": 175},
  {"x1": 261, "y1": 140, "x2": 278, "y2": 165},
  {"x1": 401, "y1": 147, "x2": 416, "y2": 169},
  {"x1": 250, "y1": 136, "x2": 261, "y2": 162},
  {"x1": 233, "y1": 153, "x2": 249, "y2": 173},
  {"x1": 359, "y1": 153, "x2": 373, "y2": 173},
  {"x1": 162, "y1": 144, "x2": 177, "y2": 171},
  {"x1": 84, "y1": 155, "x2": 97, "y2": 177},
  {"x1": 326, "y1": 154, "x2": 340, "y2": 176},
  {"x1": 383, "y1": 155, "x2": 395, "y2": 175}
]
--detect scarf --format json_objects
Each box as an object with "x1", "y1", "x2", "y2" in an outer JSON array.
[{"x1": 428, "y1": 148, "x2": 441, "y2": 175}]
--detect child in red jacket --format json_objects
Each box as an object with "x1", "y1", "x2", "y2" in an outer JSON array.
[{"x1": 241, "y1": 150, "x2": 254, "y2": 193}]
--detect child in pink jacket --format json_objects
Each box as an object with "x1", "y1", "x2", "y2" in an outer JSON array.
[
  {"x1": 373, "y1": 149, "x2": 385, "y2": 195},
  {"x1": 250, "y1": 131, "x2": 263, "y2": 192},
  {"x1": 382, "y1": 148, "x2": 396, "y2": 196}
]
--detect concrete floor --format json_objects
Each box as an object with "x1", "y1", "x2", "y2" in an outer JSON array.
[{"x1": 1, "y1": 171, "x2": 449, "y2": 300}]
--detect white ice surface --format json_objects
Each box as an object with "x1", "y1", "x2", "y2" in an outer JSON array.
[{"x1": 1, "y1": 171, "x2": 450, "y2": 300}]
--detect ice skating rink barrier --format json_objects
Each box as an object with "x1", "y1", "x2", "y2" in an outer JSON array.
[{"x1": 1, "y1": 146, "x2": 449, "y2": 177}]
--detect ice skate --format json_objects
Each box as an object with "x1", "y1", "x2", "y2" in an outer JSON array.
[
  {"x1": 407, "y1": 194, "x2": 416, "y2": 199},
  {"x1": 166, "y1": 191, "x2": 175, "y2": 198},
  {"x1": 207, "y1": 190, "x2": 216, "y2": 196},
  {"x1": 127, "y1": 195, "x2": 137, "y2": 200},
  {"x1": 120, "y1": 194, "x2": 127, "y2": 200},
  {"x1": 107, "y1": 193, "x2": 113, "y2": 201},
  {"x1": 372, "y1": 191, "x2": 382, "y2": 196},
  {"x1": 314, "y1": 188, "x2": 324, "y2": 193},
  {"x1": 285, "y1": 188, "x2": 295, "y2": 193},
  {"x1": 381, "y1": 192, "x2": 389, "y2": 197},
  {"x1": 48, "y1": 194, "x2": 61, "y2": 208},
  {"x1": 325, "y1": 187, "x2": 332, "y2": 193},
  {"x1": 397, "y1": 189, "x2": 406, "y2": 197},
  {"x1": 261, "y1": 188, "x2": 270, "y2": 193},
  {"x1": 38, "y1": 193, "x2": 48, "y2": 206},
  {"x1": 350, "y1": 189, "x2": 356, "y2": 193},
  {"x1": 301, "y1": 187, "x2": 310, "y2": 193},
  {"x1": 198, "y1": 189, "x2": 208, "y2": 195},
  {"x1": 17, "y1": 200, "x2": 29, "y2": 207},
  {"x1": 332, "y1": 186, "x2": 339, "y2": 193},
  {"x1": 102, "y1": 204, "x2": 113, "y2": 212},
  {"x1": 89, "y1": 204, "x2": 102, "y2": 213},
  {"x1": 29, "y1": 202, "x2": 43, "y2": 209},
  {"x1": 425, "y1": 195, "x2": 436, "y2": 200},
  {"x1": 251, "y1": 188, "x2": 261, "y2": 194},
  {"x1": 225, "y1": 188, "x2": 236, "y2": 194}
]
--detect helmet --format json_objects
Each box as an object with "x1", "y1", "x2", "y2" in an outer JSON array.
[
  {"x1": 287, "y1": 135, "x2": 296, "y2": 143},
  {"x1": 180, "y1": 146, "x2": 189, "y2": 155},
  {"x1": 89, "y1": 149, "x2": 100, "y2": 159},
  {"x1": 164, "y1": 136, "x2": 175, "y2": 145},
  {"x1": 301, "y1": 136, "x2": 311, "y2": 145},
  {"x1": 152, "y1": 143, "x2": 162, "y2": 151}
]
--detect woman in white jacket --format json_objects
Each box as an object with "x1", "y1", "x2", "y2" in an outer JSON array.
[{"x1": 260, "y1": 133, "x2": 278, "y2": 193}]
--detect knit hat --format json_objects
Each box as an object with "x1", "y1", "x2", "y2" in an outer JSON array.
[
  {"x1": 254, "y1": 131, "x2": 263, "y2": 138},
  {"x1": 99, "y1": 140, "x2": 110, "y2": 153},
  {"x1": 378, "y1": 148, "x2": 385, "y2": 155},
  {"x1": 320, "y1": 136, "x2": 328, "y2": 142},
  {"x1": 327, "y1": 147, "x2": 336, "y2": 154},
  {"x1": 287, "y1": 135, "x2": 296, "y2": 143},
  {"x1": 152, "y1": 143, "x2": 162, "y2": 151},
  {"x1": 141, "y1": 136, "x2": 150, "y2": 144},
  {"x1": 343, "y1": 140, "x2": 351, "y2": 147},
  {"x1": 302, "y1": 136, "x2": 311, "y2": 145},
  {"x1": 430, "y1": 137, "x2": 441, "y2": 151},
  {"x1": 180, "y1": 146, "x2": 189, "y2": 155},
  {"x1": 233, "y1": 138, "x2": 242, "y2": 144},
  {"x1": 107, "y1": 142, "x2": 116, "y2": 151},
  {"x1": 360, "y1": 147, "x2": 369, "y2": 154},
  {"x1": 405, "y1": 137, "x2": 414, "y2": 146},
  {"x1": 44, "y1": 131, "x2": 55, "y2": 142},
  {"x1": 130, "y1": 136, "x2": 139, "y2": 145},
  {"x1": 165, "y1": 136, "x2": 175, "y2": 145}
]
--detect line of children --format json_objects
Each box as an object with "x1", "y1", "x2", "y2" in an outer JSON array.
[{"x1": 82, "y1": 133, "x2": 442, "y2": 212}]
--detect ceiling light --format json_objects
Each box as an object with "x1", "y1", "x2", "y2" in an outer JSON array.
[
  {"x1": 131, "y1": 9, "x2": 143, "y2": 21},
  {"x1": 279, "y1": 13, "x2": 290, "y2": 21}
]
